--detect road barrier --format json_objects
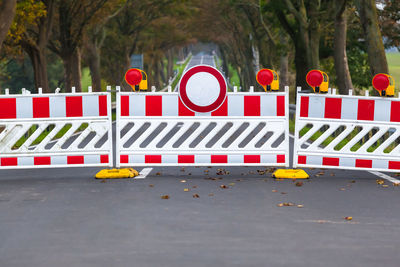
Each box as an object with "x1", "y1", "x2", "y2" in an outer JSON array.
[
  {"x1": 293, "y1": 88, "x2": 400, "y2": 172},
  {"x1": 116, "y1": 85, "x2": 290, "y2": 167},
  {"x1": 0, "y1": 89, "x2": 113, "y2": 169}
]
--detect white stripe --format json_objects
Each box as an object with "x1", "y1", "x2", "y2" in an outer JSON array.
[
  {"x1": 135, "y1": 167, "x2": 153, "y2": 179},
  {"x1": 369, "y1": 171, "x2": 400, "y2": 185},
  {"x1": 82, "y1": 95, "x2": 99, "y2": 116}
]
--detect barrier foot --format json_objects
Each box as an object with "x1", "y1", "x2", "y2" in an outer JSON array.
[
  {"x1": 273, "y1": 169, "x2": 309, "y2": 179},
  {"x1": 95, "y1": 168, "x2": 139, "y2": 179}
]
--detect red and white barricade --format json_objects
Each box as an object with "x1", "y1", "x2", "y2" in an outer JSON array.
[
  {"x1": 116, "y1": 65, "x2": 289, "y2": 167},
  {"x1": 0, "y1": 89, "x2": 113, "y2": 169},
  {"x1": 293, "y1": 89, "x2": 400, "y2": 172}
]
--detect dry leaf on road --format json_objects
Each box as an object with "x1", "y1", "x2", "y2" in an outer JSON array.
[{"x1": 161, "y1": 195, "x2": 170, "y2": 199}]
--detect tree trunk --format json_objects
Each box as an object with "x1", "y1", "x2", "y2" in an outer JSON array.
[
  {"x1": 334, "y1": 0, "x2": 353, "y2": 95},
  {"x1": 62, "y1": 48, "x2": 82, "y2": 92},
  {"x1": 167, "y1": 49, "x2": 174, "y2": 79},
  {"x1": 24, "y1": 44, "x2": 50, "y2": 93},
  {"x1": 0, "y1": 0, "x2": 17, "y2": 51},
  {"x1": 355, "y1": 0, "x2": 389, "y2": 75},
  {"x1": 294, "y1": 41, "x2": 309, "y2": 90},
  {"x1": 85, "y1": 40, "x2": 102, "y2": 92}
]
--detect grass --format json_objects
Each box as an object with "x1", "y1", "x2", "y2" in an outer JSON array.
[
  {"x1": 387, "y1": 52, "x2": 400, "y2": 93},
  {"x1": 171, "y1": 55, "x2": 192, "y2": 90}
]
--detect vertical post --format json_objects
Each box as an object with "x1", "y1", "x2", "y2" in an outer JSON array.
[
  {"x1": 116, "y1": 86, "x2": 121, "y2": 168},
  {"x1": 365, "y1": 90, "x2": 369, "y2": 97},
  {"x1": 332, "y1": 88, "x2": 337, "y2": 95},
  {"x1": 284, "y1": 86, "x2": 290, "y2": 167},
  {"x1": 38, "y1": 87, "x2": 43, "y2": 94},
  {"x1": 151, "y1": 86, "x2": 156, "y2": 92},
  {"x1": 349, "y1": 89, "x2": 353, "y2": 96},
  {"x1": 72, "y1": 87, "x2": 76, "y2": 94},
  {"x1": 233, "y1": 86, "x2": 238, "y2": 92},
  {"x1": 88, "y1": 86, "x2": 92, "y2": 93},
  {"x1": 106, "y1": 86, "x2": 113, "y2": 167},
  {"x1": 293, "y1": 87, "x2": 302, "y2": 168},
  {"x1": 249, "y1": 86, "x2": 254, "y2": 92},
  {"x1": 168, "y1": 86, "x2": 172, "y2": 92},
  {"x1": 5, "y1": 89, "x2": 9, "y2": 95}
]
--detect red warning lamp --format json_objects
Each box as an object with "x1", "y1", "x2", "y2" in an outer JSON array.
[
  {"x1": 306, "y1": 70, "x2": 323, "y2": 93},
  {"x1": 372, "y1": 74, "x2": 390, "y2": 96},
  {"x1": 256, "y1": 69, "x2": 279, "y2": 92},
  {"x1": 125, "y1": 68, "x2": 142, "y2": 91}
]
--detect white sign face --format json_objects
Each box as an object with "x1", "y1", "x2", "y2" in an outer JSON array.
[
  {"x1": 186, "y1": 72, "x2": 220, "y2": 107},
  {"x1": 179, "y1": 65, "x2": 227, "y2": 113}
]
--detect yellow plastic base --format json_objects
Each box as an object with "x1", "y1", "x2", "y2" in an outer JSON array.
[
  {"x1": 273, "y1": 169, "x2": 309, "y2": 179},
  {"x1": 95, "y1": 168, "x2": 139, "y2": 179}
]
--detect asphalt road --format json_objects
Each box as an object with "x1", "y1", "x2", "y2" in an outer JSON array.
[{"x1": 1, "y1": 133, "x2": 400, "y2": 267}]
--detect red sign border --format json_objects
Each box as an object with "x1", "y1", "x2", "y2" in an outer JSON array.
[{"x1": 179, "y1": 65, "x2": 227, "y2": 113}]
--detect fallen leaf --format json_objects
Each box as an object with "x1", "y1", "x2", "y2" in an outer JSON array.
[
  {"x1": 208, "y1": 193, "x2": 214, "y2": 196},
  {"x1": 350, "y1": 180, "x2": 356, "y2": 183},
  {"x1": 180, "y1": 168, "x2": 185, "y2": 172},
  {"x1": 344, "y1": 216, "x2": 353, "y2": 221},
  {"x1": 184, "y1": 188, "x2": 190, "y2": 192},
  {"x1": 340, "y1": 188, "x2": 346, "y2": 191},
  {"x1": 188, "y1": 173, "x2": 192, "y2": 175},
  {"x1": 149, "y1": 184, "x2": 154, "y2": 187},
  {"x1": 100, "y1": 180, "x2": 106, "y2": 183},
  {"x1": 192, "y1": 185, "x2": 197, "y2": 188},
  {"x1": 156, "y1": 172, "x2": 161, "y2": 176},
  {"x1": 204, "y1": 170, "x2": 209, "y2": 173},
  {"x1": 295, "y1": 182, "x2": 303, "y2": 187},
  {"x1": 330, "y1": 173, "x2": 335, "y2": 176},
  {"x1": 277, "y1": 202, "x2": 295, "y2": 207},
  {"x1": 193, "y1": 194, "x2": 200, "y2": 198},
  {"x1": 382, "y1": 185, "x2": 389, "y2": 188},
  {"x1": 236, "y1": 179, "x2": 242, "y2": 182},
  {"x1": 297, "y1": 205, "x2": 304, "y2": 208},
  {"x1": 180, "y1": 180, "x2": 187, "y2": 183},
  {"x1": 272, "y1": 189, "x2": 278, "y2": 192},
  {"x1": 161, "y1": 195, "x2": 170, "y2": 199},
  {"x1": 220, "y1": 185, "x2": 228, "y2": 189},
  {"x1": 281, "y1": 192, "x2": 287, "y2": 194},
  {"x1": 394, "y1": 183, "x2": 400, "y2": 186},
  {"x1": 376, "y1": 179, "x2": 385, "y2": 185},
  {"x1": 229, "y1": 183, "x2": 235, "y2": 186}
]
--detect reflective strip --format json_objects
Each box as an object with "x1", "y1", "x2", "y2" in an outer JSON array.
[
  {"x1": 341, "y1": 98, "x2": 358, "y2": 120},
  {"x1": 50, "y1": 96, "x2": 66, "y2": 118},
  {"x1": 16, "y1": 97, "x2": 33, "y2": 119},
  {"x1": 260, "y1": 95, "x2": 276, "y2": 116},
  {"x1": 228, "y1": 95, "x2": 244, "y2": 116},
  {"x1": 162, "y1": 95, "x2": 178, "y2": 116},
  {"x1": 82, "y1": 95, "x2": 99, "y2": 117}
]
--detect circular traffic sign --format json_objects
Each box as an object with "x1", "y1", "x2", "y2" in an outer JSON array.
[
  {"x1": 125, "y1": 68, "x2": 142, "y2": 86},
  {"x1": 179, "y1": 65, "x2": 227, "y2": 113},
  {"x1": 257, "y1": 69, "x2": 274, "y2": 86},
  {"x1": 372, "y1": 74, "x2": 390, "y2": 91},
  {"x1": 306, "y1": 70, "x2": 324, "y2": 87}
]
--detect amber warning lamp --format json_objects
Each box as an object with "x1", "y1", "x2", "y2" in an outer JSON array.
[
  {"x1": 256, "y1": 69, "x2": 279, "y2": 92},
  {"x1": 306, "y1": 70, "x2": 329, "y2": 93},
  {"x1": 372, "y1": 73, "x2": 395, "y2": 97},
  {"x1": 125, "y1": 68, "x2": 148, "y2": 91}
]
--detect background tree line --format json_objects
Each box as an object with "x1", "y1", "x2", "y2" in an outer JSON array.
[{"x1": 0, "y1": 0, "x2": 398, "y2": 95}]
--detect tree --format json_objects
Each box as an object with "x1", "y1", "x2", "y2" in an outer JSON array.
[
  {"x1": 333, "y1": 0, "x2": 353, "y2": 94},
  {"x1": 0, "y1": 0, "x2": 17, "y2": 51},
  {"x1": 49, "y1": 0, "x2": 109, "y2": 92},
  {"x1": 355, "y1": 0, "x2": 389, "y2": 75}
]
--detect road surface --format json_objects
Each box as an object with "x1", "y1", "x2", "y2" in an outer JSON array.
[{"x1": 1, "y1": 130, "x2": 400, "y2": 267}]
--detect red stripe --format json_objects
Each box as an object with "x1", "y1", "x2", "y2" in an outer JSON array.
[
  {"x1": 146, "y1": 96, "x2": 162, "y2": 116},
  {"x1": 178, "y1": 98, "x2": 194, "y2": 116},
  {"x1": 66, "y1": 96, "x2": 83, "y2": 117},
  {"x1": 324, "y1": 98, "x2": 342, "y2": 119},
  {"x1": 120, "y1": 155, "x2": 129, "y2": 164},
  {"x1": 0, "y1": 98, "x2": 16, "y2": 119},
  {"x1": 300, "y1": 96, "x2": 309, "y2": 117},
  {"x1": 390, "y1": 101, "x2": 400, "y2": 122},
  {"x1": 211, "y1": 98, "x2": 228, "y2": 116},
  {"x1": 178, "y1": 155, "x2": 195, "y2": 163},
  {"x1": 100, "y1": 155, "x2": 109, "y2": 164},
  {"x1": 98, "y1": 95, "x2": 108, "y2": 116},
  {"x1": 298, "y1": 155, "x2": 307, "y2": 164},
  {"x1": 277, "y1": 154, "x2": 285, "y2": 163},
  {"x1": 1, "y1": 157, "x2": 17, "y2": 166},
  {"x1": 244, "y1": 96, "x2": 260, "y2": 116},
  {"x1": 389, "y1": 161, "x2": 400, "y2": 170},
  {"x1": 357, "y1": 100, "x2": 374, "y2": 121},
  {"x1": 244, "y1": 155, "x2": 260, "y2": 163},
  {"x1": 322, "y1": 157, "x2": 339, "y2": 166},
  {"x1": 32, "y1": 97, "x2": 50, "y2": 118},
  {"x1": 145, "y1": 155, "x2": 162, "y2": 163},
  {"x1": 211, "y1": 155, "x2": 228, "y2": 164},
  {"x1": 34, "y1": 156, "x2": 51, "y2": 165},
  {"x1": 355, "y1": 159, "x2": 372, "y2": 168},
  {"x1": 276, "y1": 96, "x2": 285, "y2": 116},
  {"x1": 67, "y1": 156, "x2": 84, "y2": 164},
  {"x1": 121, "y1": 96, "x2": 129, "y2": 116}
]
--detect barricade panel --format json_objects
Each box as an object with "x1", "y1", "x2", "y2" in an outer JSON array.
[
  {"x1": 0, "y1": 92, "x2": 113, "y2": 169},
  {"x1": 116, "y1": 90, "x2": 290, "y2": 167},
  {"x1": 293, "y1": 91, "x2": 400, "y2": 172}
]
